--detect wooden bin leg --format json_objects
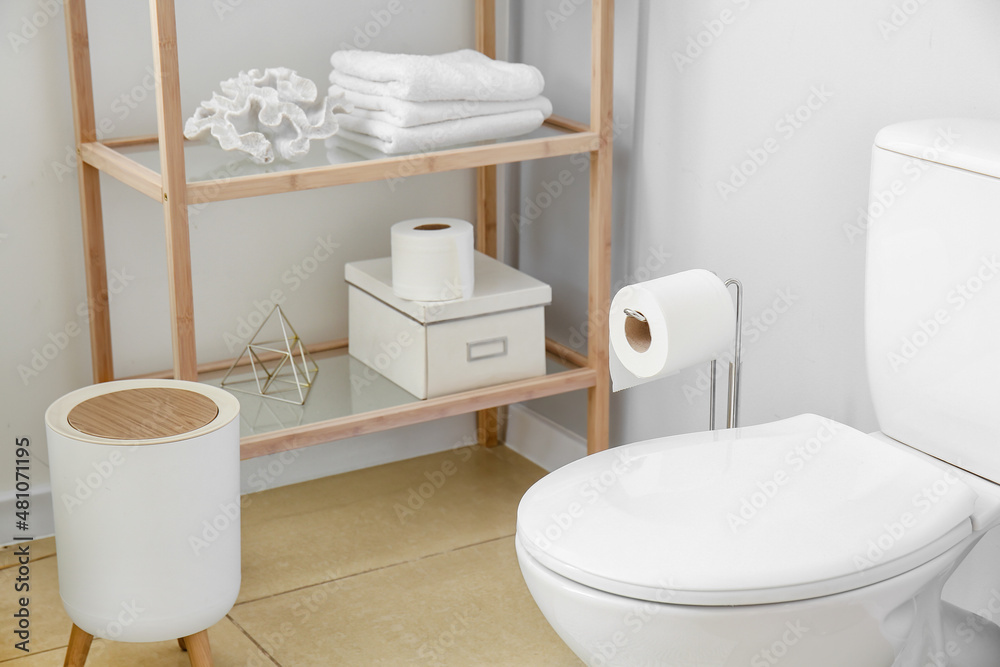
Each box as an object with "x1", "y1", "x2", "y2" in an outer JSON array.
[
  {"x1": 476, "y1": 0, "x2": 502, "y2": 448},
  {"x1": 63, "y1": 624, "x2": 94, "y2": 667},
  {"x1": 181, "y1": 630, "x2": 213, "y2": 667}
]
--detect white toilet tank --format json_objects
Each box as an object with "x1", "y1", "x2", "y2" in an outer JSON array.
[{"x1": 866, "y1": 119, "x2": 1000, "y2": 483}]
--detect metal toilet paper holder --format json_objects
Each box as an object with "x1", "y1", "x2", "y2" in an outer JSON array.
[
  {"x1": 709, "y1": 279, "x2": 743, "y2": 430},
  {"x1": 622, "y1": 277, "x2": 743, "y2": 430},
  {"x1": 623, "y1": 278, "x2": 743, "y2": 431}
]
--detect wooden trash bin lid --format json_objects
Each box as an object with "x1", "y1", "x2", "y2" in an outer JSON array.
[{"x1": 67, "y1": 387, "x2": 220, "y2": 441}]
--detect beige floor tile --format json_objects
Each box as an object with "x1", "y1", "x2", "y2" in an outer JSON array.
[
  {"x1": 230, "y1": 536, "x2": 582, "y2": 666},
  {"x1": 0, "y1": 556, "x2": 72, "y2": 661},
  {"x1": 2, "y1": 446, "x2": 574, "y2": 665},
  {"x1": 0, "y1": 646, "x2": 66, "y2": 666},
  {"x1": 0, "y1": 538, "x2": 56, "y2": 571},
  {"x1": 0, "y1": 618, "x2": 271, "y2": 666},
  {"x1": 238, "y1": 445, "x2": 547, "y2": 602},
  {"x1": 0, "y1": 554, "x2": 271, "y2": 666}
]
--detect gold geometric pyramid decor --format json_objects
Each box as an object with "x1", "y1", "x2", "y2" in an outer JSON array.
[{"x1": 220, "y1": 305, "x2": 318, "y2": 405}]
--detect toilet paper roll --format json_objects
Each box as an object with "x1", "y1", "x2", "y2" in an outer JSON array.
[
  {"x1": 609, "y1": 269, "x2": 735, "y2": 391},
  {"x1": 391, "y1": 218, "x2": 475, "y2": 301}
]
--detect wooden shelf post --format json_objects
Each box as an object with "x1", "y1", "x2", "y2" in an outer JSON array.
[
  {"x1": 65, "y1": 0, "x2": 114, "y2": 383},
  {"x1": 587, "y1": 0, "x2": 614, "y2": 454},
  {"x1": 150, "y1": 0, "x2": 198, "y2": 381},
  {"x1": 476, "y1": 0, "x2": 503, "y2": 447}
]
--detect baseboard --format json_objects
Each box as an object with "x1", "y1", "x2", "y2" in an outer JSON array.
[
  {"x1": 238, "y1": 415, "x2": 475, "y2": 494},
  {"x1": 504, "y1": 404, "x2": 587, "y2": 472},
  {"x1": 0, "y1": 484, "x2": 55, "y2": 545}
]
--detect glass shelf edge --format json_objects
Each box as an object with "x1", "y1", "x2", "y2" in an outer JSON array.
[{"x1": 236, "y1": 365, "x2": 597, "y2": 459}]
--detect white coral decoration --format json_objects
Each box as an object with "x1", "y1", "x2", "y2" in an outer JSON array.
[{"x1": 184, "y1": 68, "x2": 349, "y2": 165}]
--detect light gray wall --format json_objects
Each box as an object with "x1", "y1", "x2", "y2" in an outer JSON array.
[
  {"x1": 514, "y1": 0, "x2": 1000, "y2": 446},
  {"x1": 0, "y1": 0, "x2": 483, "y2": 501}
]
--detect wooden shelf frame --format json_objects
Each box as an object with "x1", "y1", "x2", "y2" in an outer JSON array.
[{"x1": 64, "y1": 0, "x2": 613, "y2": 456}]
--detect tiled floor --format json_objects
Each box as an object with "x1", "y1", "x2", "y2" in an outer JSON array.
[{"x1": 0, "y1": 445, "x2": 582, "y2": 666}]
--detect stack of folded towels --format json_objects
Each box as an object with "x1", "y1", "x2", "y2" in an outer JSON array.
[{"x1": 327, "y1": 49, "x2": 553, "y2": 155}]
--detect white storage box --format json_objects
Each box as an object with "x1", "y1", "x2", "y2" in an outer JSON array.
[{"x1": 346, "y1": 252, "x2": 551, "y2": 399}]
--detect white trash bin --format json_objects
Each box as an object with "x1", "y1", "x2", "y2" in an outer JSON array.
[{"x1": 46, "y1": 379, "x2": 241, "y2": 665}]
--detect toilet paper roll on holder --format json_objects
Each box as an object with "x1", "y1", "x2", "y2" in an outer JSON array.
[{"x1": 623, "y1": 278, "x2": 743, "y2": 431}]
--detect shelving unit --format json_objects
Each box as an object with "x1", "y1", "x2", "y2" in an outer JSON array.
[{"x1": 63, "y1": 0, "x2": 613, "y2": 458}]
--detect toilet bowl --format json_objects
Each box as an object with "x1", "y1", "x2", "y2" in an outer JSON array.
[
  {"x1": 516, "y1": 415, "x2": 1000, "y2": 666},
  {"x1": 516, "y1": 119, "x2": 1000, "y2": 666}
]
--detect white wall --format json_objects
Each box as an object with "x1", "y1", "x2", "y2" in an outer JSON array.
[
  {"x1": 515, "y1": 0, "x2": 1000, "y2": 446},
  {"x1": 0, "y1": 0, "x2": 486, "y2": 511}
]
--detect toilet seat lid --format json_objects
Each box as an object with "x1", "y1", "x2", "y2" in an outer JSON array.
[{"x1": 516, "y1": 414, "x2": 978, "y2": 606}]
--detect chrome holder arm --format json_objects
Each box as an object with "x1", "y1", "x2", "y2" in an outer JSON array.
[{"x1": 709, "y1": 279, "x2": 743, "y2": 430}]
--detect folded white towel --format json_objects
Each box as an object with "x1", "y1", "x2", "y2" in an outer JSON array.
[
  {"x1": 328, "y1": 84, "x2": 552, "y2": 128},
  {"x1": 333, "y1": 109, "x2": 546, "y2": 154},
  {"x1": 326, "y1": 136, "x2": 385, "y2": 163},
  {"x1": 329, "y1": 49, "x2": 545, "y2": 102}
]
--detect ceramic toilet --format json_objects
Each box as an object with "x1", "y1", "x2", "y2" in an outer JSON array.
[{"x1": 515, "y1": 118, "x2": 1000, "y2": 667}]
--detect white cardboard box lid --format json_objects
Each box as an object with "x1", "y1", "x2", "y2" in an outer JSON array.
[{"x1": 345, "y1": 251, "x2": 552, "y2": 324}]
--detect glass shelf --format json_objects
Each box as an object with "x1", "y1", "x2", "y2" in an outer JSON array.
[
  {"x1": 87, "y1": 117, "x2": 597, "y2": 203},
  {"x1": 199, "y1": 347, "x2": 585, "y2": 443},
  {"x1": 117, "y1": 123, "x2": 583, "y2": 184}
]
